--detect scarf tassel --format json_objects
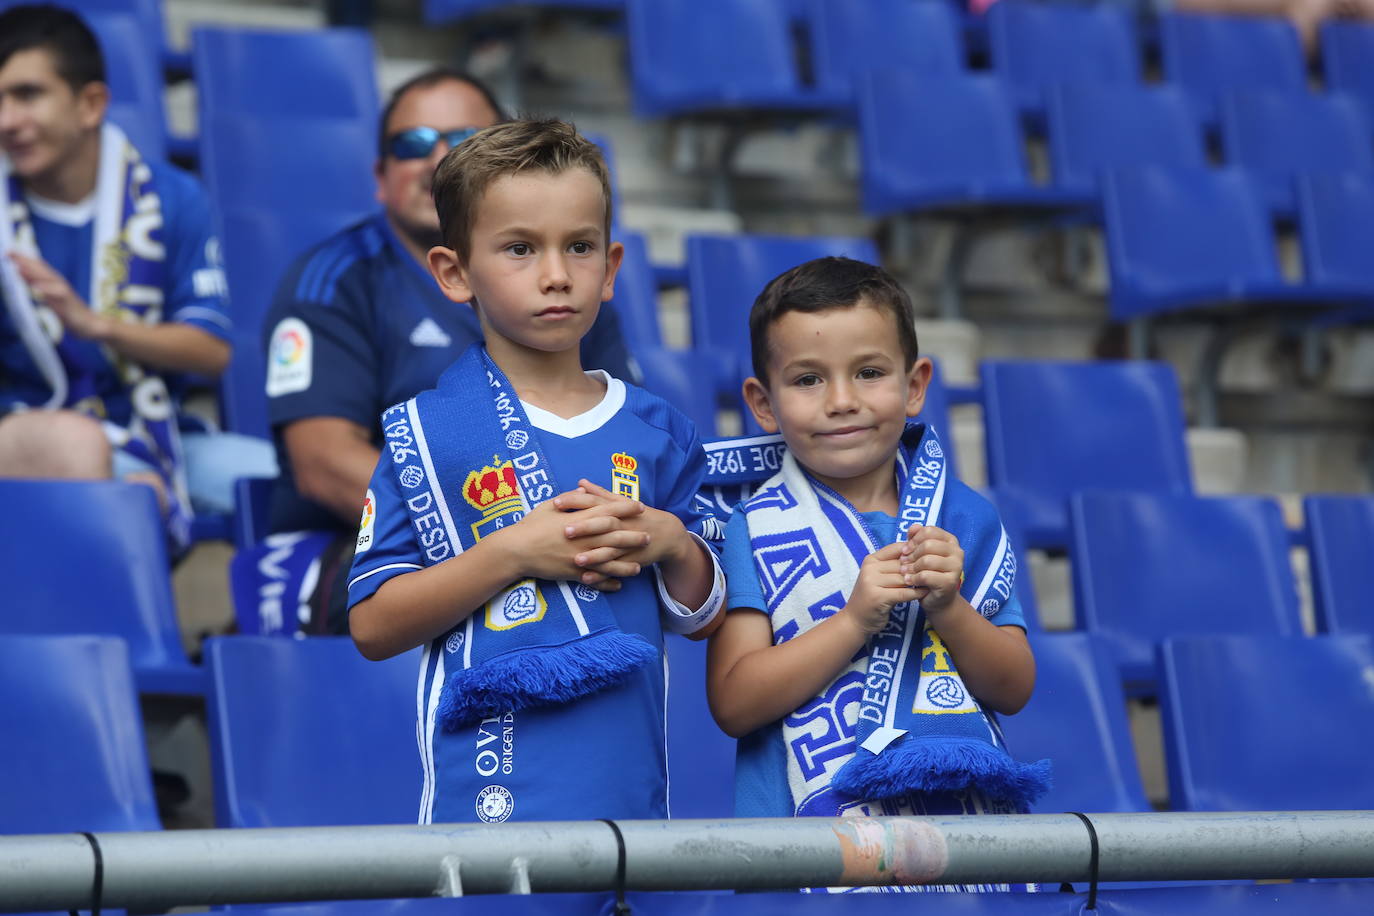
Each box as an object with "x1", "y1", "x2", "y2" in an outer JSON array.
[
  {"x1": 832, "y1": 736, "x2": 1052, "y2": 809},
  {"x1": 438, "y1": 630, "x2": 657, "y2": 731}
]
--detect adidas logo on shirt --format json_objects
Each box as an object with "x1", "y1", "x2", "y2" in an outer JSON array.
[{"x1": 409, "y1": 318, "x2": 452, "y2": 348}]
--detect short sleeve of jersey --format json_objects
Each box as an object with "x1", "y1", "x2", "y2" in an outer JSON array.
[
  {"x1": 263, "y1": 231, "x2": 382, "y2": 432},
  {"x1": 153, "y1": 164, "x2": 231, "y2": 341},
  {"x1": 723, "y1": 508, "x2": 767, "y2": 614},
  {"x1": 346, "y1": 452, "x2": 423, "y2": 609}
]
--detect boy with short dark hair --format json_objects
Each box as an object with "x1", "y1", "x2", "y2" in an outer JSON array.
[
  {"x1": 707, "y1": 258, "x2": 1047, "y2": 874},
  {"x1": 346, "y1": 119, "x2": 724, "y2": 824}
]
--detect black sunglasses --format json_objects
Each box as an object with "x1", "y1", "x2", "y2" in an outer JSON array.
[{"x1": 386, "y1": 126, "x2": 481, "y2": 160}]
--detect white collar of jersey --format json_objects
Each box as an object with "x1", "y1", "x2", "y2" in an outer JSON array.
[
  {"x1": 23, "y1": 188, "x2": 96, "y2": 226},
  {"x1": 520, "y1": 370, "x2": 624, "y2": 438}
]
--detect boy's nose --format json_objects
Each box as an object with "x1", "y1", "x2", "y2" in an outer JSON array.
[
  {"x1": 826, "y1": 379, "x2": 859, "y2": 413},
  {"x1": 540, "y1": 251, "x2": 572, "y2": 292}
]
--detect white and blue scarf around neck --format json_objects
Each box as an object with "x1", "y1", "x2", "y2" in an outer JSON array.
[
  {"x1": 383, "y1": 344, "x2": 656, "y2": 731},
  {"x1": 734, "y1": 423, "x2": 1049, "y2": 813},
  {"x1": 0, "y1": 122, "x2": 191, "y2": 549}
]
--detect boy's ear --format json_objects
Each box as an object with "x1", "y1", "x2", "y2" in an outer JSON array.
[
  {"x1": 741, "y1": 376, "x2": 780, "y2": 434},
  {"x1": 76, "y1": 81, "x2": 109, "y2": 131},
  {"x1": 905, "y1": 357, "x2": 933, "y2": 418},
  {"x1": 427, "y1": 245, "x2": 474, "y2": 305},
  {"x1": 600, "y1": 240, "x2": 625, "y2": 303}
]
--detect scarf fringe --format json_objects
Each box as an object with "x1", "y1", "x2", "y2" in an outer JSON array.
[
  {"x1": 438, "y1": 629, "x2": 657, "y2": 730},
  {"x1": 831, "y1": 735, "x2": 1052, "y2": 808}
]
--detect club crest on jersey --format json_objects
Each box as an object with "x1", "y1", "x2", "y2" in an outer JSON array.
[
  {"x1": 611, "y1": 452, "x2": 640, "y2": 502},
  {"x1": 485, "y1": 579, "x2": 547, "y2": 631},
  {"x1": 463, "y1": 456, "x2": 525, "y2": 540}
]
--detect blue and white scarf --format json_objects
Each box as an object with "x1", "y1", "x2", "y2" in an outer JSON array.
[
  {"x1": 1, "y1": 122, "x2": 192, "y2": 549},
  {"x1": 739, "y1": 424, "x2": 1050, "y2": 813},
  {"x1": 384, "y1": 344, "x2": 656, "y2": 731}
]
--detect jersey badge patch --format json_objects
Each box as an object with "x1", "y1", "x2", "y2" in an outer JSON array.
[
  {"x1": 611, "y1": 452, "x2": 640, "y2": 502},
  {"x1": 409, "y1": 318, "x2": 452, "y2": 348},
  {"x1": 266, "y1": 317, "x2": 312, "y2": 396},
  {"x1": 355, "y1": 488, "x2": 376, "y2": 553}
]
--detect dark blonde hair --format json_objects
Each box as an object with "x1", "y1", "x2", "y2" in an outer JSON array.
[{"x1": 431, "y1": 118, "x2": 613, "y2": 263}]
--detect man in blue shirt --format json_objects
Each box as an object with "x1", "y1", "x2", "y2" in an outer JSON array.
[
  {"x1": 257, "y1": 69, "x2": 632, "y2": 630},
  {"x1": 0, "y1": 5, "x2": 256, "y2": 548}
]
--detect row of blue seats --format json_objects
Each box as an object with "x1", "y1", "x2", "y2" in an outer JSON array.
[
  {"x1": 627, "y1": 1, "x2": 1374, "y2": 129},
  {"x1": 4, "y1": 628, "x2": 1373, "y2": 841}
]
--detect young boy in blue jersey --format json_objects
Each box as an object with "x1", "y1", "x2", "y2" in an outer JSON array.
[
  {"x1": 347, "y1": 119, "x2": 725, "y2": 825},
  {"x1": 707, "y1": 259, "x2": 1048, "y2": 878}
]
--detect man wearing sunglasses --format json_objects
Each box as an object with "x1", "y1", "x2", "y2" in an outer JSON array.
[{"x1": 256, "y1": 67, "x2": 634, "y2": 634}]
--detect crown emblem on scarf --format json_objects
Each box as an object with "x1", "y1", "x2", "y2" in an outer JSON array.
[{"x1": 463, "y1": 457, "x2": 521, "y2": 514}]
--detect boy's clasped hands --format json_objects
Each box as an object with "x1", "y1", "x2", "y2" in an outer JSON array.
[
  {"x1": 513, "y1": 479, "x2": 688, "y2": 592},
  {"x1": 842, "y1": 524, "x2": 966, "y2": 637}
]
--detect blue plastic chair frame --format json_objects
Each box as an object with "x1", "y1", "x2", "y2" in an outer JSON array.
[
  {"x1": 1159, "y1": 12, "x2": 1307, "y2": 129},
  {"x1": 1321, "y1": 21, "x2": 1374, "y2": 132},
  {"x1": 807, "y1": 0, "x2": 965, "y2": 106},
  {"x1": 1304, "y1": 495, "x2": 1374, "y2": 635}
]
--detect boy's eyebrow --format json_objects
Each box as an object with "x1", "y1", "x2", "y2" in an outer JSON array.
[
  {"x1": 489, "y1": 223, "x2": 604, "y2": 238},
  {"x1": 778, "y1": 351, "x2": 895, "y2": 372}
]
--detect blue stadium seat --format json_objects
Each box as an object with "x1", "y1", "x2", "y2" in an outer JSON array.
[
  {"x1": 1296, "y1": 172, "x2": 1374, "y2": 305},
  {"x1": 1004, "y1": 633, "x2": 1150, "y2": 813},
  {"x1": 626, "y1": 0, "x2": 845, "y2": 119},
  {"x1": 1046, "y1": 84, "x2": 1207, "y2": 198},
  {"x1": 83, "y1": 10, "x2": 169, "y2": 160},
  {"x1": 1322, "y1": 21, "x2": 1374, "y2": 131},
  {"x1": 1219, "y1": 90, "x2": 1374, "y2": 217},
  {"x1": 664, "y1": 634, "x2": 734, "y2": 818},
  {"x1": 857, "y1": 71, "x2": 1090, "y2": 219},
  {"x1": 987, "y1": 1, "x2": 1141, "y2": 120},
  {"x1": 636, "y1": 347, "x2": 720, "y2": 437},
  {"x1": 1158, "y1": 634, "x2": 1374, "y2": 810},
  {"x1": 611, "y1": 232, "x2": 663, "y2": 352},
  {"x1": 684, "y1": 233, "x2": 880, "y2": 426},
  {"x1": 191, "y1": 26, "x2": 379, "y2": 122},
  {"x1": 1101, "y1": 166, "x2": 1362, "y2": 323},
  {"x1": 807, "y1": 0, "x2": 965, "y2": 104},
  {"x1": 1304, "y1": 495, "x2": 1374, "y2": 634},
  {"x1": 1159, "y1": 13, "x2": 1307, "y2": 127},
  {"x1": 981, "y1": 360, "x2": 1192, "y2": 551},
  {"x1": 71, "y1": 0, "x2": 189, "y2": 76},
  {"x1": 0, "y1": 634, "x2": 161, "y2": 834},
  {"x1": 1071, "y1": 493, "x2": 1301, "y2": 692},
  {"x1": 427, "y1": 0, "x2": 620, "y2": 20},
  {"x1": 205, "y1": 637, "x2": 423, "y2": 827},
  {"x1": 0, "y1": 479, "x2": 203, "y2": 695}
]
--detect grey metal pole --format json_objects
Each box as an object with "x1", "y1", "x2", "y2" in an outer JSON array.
[{"x1": 2, "y1": 812, "x2": 1373, "y2": 913}]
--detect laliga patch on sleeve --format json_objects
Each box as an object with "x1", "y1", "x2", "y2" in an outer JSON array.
[
  {"x1": 266, "y1": 317, "x2": 313, "y2": 397},
  {"x1": 356, "y1": 488, "x2": 376, "y2": 553}
]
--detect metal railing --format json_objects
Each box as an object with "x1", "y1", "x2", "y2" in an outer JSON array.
[{"x1": 2, "y1": 812, "x2": 1373, "y2": 913}]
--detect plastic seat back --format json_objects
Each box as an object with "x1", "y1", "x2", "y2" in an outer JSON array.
[
  {"x1": 0, "y1": 634, "x2": 160, "y2": 833},
  {"x1": 1071, "y1": 493, "x2": 1301, "y2": 688},
  {"x1": 206, "y1": 637, "x2": 423, "y2": 827},
  {"x1": 1003, "y1": 633, "x2": 1150, "y2": 812},
  {"x1": 987, "y1": 1, "x2": 1140, "y2": 115},
  {"x1": 1220, "y1": 90, "x2": 1374, "y2": 213},
  {"x1": 84, "y1": 10, "x2": 168, "y2": 159},
  {"x1": 809, "y1": 0, "x2": 964, "y2": 100},
  {"x1": 981, "y1": 360, "x2": 1192, "y2": 549},
  {"x1": 1322, "y1": 21, "x2": 1374, "y2": 128},
  {"x1": 685, "y1": 233, "x2": 880, "y2": 397},
  {"x1": 1101, "y1": 166, "x2": 1282, "y2": 321},
  {"x1": 1304, "y1": 495, "x2": 1374, "y2": 634},
  {"x1": 857, "y1": 70, "x2": 1031, "y2": 216},
  {"x1": 611, "y1": 232, "x2": 662, "y2": 352},
  {"x1": 627, "y1": 0, "x2": 806, "y2": 117},
  {"x1": 1047, "y1": 83, "x2": 1206, "y2": 196},
  {"x1": 1297, "y1": 172, "x2": 1374, "y2": 293},
  {"x1": 1159, "y1": 634, "x2": 1374, "y2": 810},
  {"x1": 0, "y1": 479, "x2": 200, "y2": 694},
  {"x1": 192, "y1": 26, "x2": 379, "y2": 121},
  {"x1": 1160, "y1": 13, "x2": 1306, "y2": 123},
  {"x1": 664, "y1": 634, "x2": 735, "y2": 818}
]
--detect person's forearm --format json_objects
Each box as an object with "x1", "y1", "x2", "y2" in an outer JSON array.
[
  {"x1": 710, "y1": 611, "x2": 870, "y2": 737},
  {"x1": 350, "y1": 534, "x2": 523, "y2": 660},
  {"x1": 301, "y1": 441, "x2": 383, "y2": 523},
  {"x1": 657, "y1": 526, "x2": 715, "y2": 613},
  {"x1": 924, "y1": 599, "x2": 1035, "y2": 714},
  {"x1": 98, "y1": 319, "x2": 231, "y2": 375}
]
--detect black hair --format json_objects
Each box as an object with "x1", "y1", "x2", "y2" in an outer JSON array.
[
  {"x1": 377, "y1": 67, "x2": 505, "y2": 158},
  {"x1": 0, "y1": 4, "x2": 105, "y2": 92},
  {"x1": 748, "y1": 256, "x2": 920, "y2": 384}
]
